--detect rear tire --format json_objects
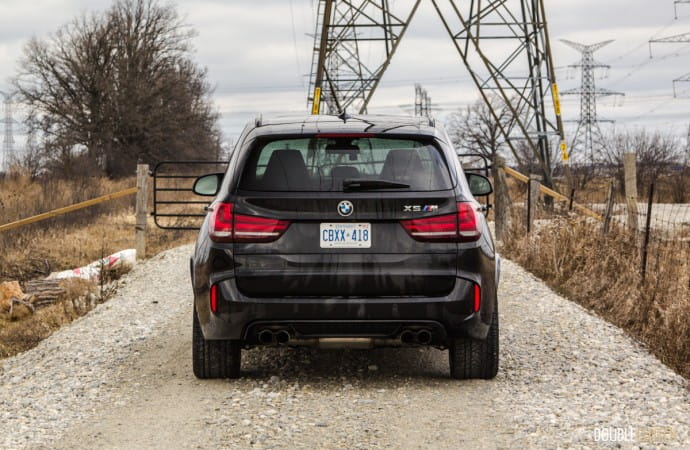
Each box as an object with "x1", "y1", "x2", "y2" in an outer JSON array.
[
  {"x1": 192, "y1": 308, "x2": 241, "y2": 379},
  {"x1": 449, "y1": 307, "x2": 499, "y2": 380}
]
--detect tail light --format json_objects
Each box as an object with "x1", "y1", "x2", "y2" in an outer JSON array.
[
  {"x1": 400, "y1": 202, "x2": 480, "y2": 243},
  {"x1": 210, "y1": 284, "x2": 219, "y2": 313},
  {"x1": 209, "y1": 202, "x2": 290, "y2": 243}
]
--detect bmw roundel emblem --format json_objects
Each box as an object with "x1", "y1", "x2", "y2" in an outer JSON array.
[{"x1": 337, "y1": 200, "x2": 354, "y2": 217}]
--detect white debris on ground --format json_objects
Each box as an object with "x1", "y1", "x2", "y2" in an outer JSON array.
[{"x1": 48, "y1": 248, "x2": 137, "y2": 281}]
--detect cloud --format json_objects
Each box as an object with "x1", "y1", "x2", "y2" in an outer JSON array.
[{"x1": 1, "y1": 0, "x2": 689, "y2": 142}]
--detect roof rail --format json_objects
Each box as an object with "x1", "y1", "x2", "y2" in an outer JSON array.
[
  {"x1": 427, "y1": 117, "x2": 436, "y2": 127},
  {"x1": 254, "y1": 114, "x2": 263, "y2": 128}
]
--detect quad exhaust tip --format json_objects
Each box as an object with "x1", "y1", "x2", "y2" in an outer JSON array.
[
  {"x1": 258, "y1": 329, "x2": 291, "y2": 345},
  {"x1": 400, "y1": 328, "x2": 433, "y2": 345},
  {"x1": 275, "y1": 330, "x2": 290, "y2": 345},
  {"x1": 258, "y1": 329, "x2": 274, "y2": 345},
  {"x1": 400, "y1": 330, "x2": 416, "y2": 344},
  {"x1": 416, "y1": 329, "x2": 433, "y2": 345},
  {"x1": 258, "y1": 328, "x2": 434, "y2": 346}
]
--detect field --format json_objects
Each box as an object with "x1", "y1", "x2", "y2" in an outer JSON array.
[
  {"x1": 0, "y1": 173, "x2": 196, "y2": 357},
  {"x1": 498, "y1": 173, "x2": 690, "y2": 378}
]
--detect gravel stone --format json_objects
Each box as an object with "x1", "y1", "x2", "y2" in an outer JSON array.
[{"x1": 0, "y1": 245, "x2": 687, "y2": 448}]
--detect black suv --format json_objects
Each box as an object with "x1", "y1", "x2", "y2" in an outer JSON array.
[{"x1": 190, "y1": 114, "x2": 499, "y2": 380}]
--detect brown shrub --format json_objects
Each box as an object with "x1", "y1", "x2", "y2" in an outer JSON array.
[
  {"x1": 0, "y1": 174, "x2": 195, "y2": 359},
  {"x1": 0, "y1": 174, "x2": 194, "y2": 282},
  {"x1": 501, "y1": 218, "x2": 690, "y2": 378},
  {"x1": 0, "y1": 296, "x2": 93, "y2": 358}
]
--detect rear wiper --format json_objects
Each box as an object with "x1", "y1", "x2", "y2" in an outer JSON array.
[{"x1": 342, "y1": 178, "x2": 410, "y2": 191}]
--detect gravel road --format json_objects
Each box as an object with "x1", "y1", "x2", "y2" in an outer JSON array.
[{"x1": 1, "y1": 245, "x2": 688, "y2": 449}]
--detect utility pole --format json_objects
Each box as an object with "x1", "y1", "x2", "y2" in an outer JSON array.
[
  {"x1": 650, "y1": 3, "x2": 690, "y2": 97},
  {"x1": 560, "y1": 40, "x2": 624, "y2": 165},
  {"x1": 414, "y1": 84, "x2": 431, "y2": 118},
  {"x1": 0, "y1": 90, "x2": 18, "y2": 172}
]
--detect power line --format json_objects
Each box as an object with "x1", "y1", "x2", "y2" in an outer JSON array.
[
  {"x1": 288, "y1": 0, "x2": 305, "y2": 89},
  {"x1": 625, "y1": 97, "x2": 678, "y2": 122},
  {"x1": 605, "y1": 42, "x2": 690, "y2": 90},
  {"x1": 606, "y1": 17, "x2": 680, "y2": 64},
  {"x1": 215, "y1": 72, "x2": 480, "y2": 94}
]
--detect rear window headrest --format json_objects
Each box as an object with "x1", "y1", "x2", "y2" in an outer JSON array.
[{"x1": 261, "y1": 149, "x2": 312, "y2": 190}]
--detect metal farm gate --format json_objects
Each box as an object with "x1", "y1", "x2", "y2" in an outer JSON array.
[{"x1": 151, "y1": 161, "x2": 228, "y2": 230}]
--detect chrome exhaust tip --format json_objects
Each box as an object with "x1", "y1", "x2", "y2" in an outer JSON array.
[
  {"x1": 416, "y1": 329, "x2": 433, "y2": 345},
  {"x1": 275, "y1": 330, "x2": 290, "y2": 345},
  {"x1": 258, "y1": 329, "x2": 275, "y2": 345},
  {"x1": 400, "y1": 330, "x2": 416, "y2": 344}
]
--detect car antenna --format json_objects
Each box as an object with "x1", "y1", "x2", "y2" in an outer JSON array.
[{"x1": 338, "y1": 109, "x2": 352, "y2": 123}]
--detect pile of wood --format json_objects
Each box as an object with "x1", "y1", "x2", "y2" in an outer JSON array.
[
  {"x1": 23, "y1": 280, "x2": 66, "y2": 308},
  {"x1": 1, "y1": 280, "x2": 66, "y2": 320}
]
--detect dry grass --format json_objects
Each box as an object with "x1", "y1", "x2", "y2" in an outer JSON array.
[
  {"x1": 0, "y1": 278, "x2": 97, "y2": 357},
  {"x1": 0, "y1": 173, "x2": 195, "y2": 281},
  {"x1": 0, "y1": 173, "x2": 196, "y2": 358},
  {"x1": 501, "y1": 216, "x2": 690, "y2": 378}
]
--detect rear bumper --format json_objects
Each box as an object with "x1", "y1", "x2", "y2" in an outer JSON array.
[{"x1": 195, "y1": 276, "x2": 492, "y2": 344}]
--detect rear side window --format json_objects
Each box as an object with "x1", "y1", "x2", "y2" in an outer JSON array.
[{"x1": 239, "y1": 137, "x2": 453, "y2": 192}]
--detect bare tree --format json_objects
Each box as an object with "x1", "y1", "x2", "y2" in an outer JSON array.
[
  {"x1": 669, "y1": 124, "x2": 690, "y2": 202},
  {"x1": 446, "y1": 95, "x2": 513, "y2": 160},
  {"x1": 445, "y1": 94, "x2": 551, "y2": 176},
  {"x1": 602, "y1": 129, "x2": 683, "y2": 191},
  {"x1": 14, "y1": 0, "x2": 221, "y2": 178}
]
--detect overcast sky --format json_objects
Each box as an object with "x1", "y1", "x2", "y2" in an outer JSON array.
[{"x1": 1, "y1": 0, "x2": 689, "y2": 146}]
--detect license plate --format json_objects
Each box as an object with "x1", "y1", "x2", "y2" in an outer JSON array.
[{"x1": 320, "y1": 223, "x2": 371, "y2": 248}]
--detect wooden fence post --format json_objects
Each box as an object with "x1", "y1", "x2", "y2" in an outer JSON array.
[
  {"x1": 602, "y1": 182, "x2": 616, "y2": 236},
  {"x1": 526, "y1": 175, "x2": 541, "y2": 233},
  {"x1": 493, "y1": 156, "x2": 512, "y2": 241},
  {"x1": 624, "y1": 152, "x2": 639, "y2": 231},
  {"x1": 135, "y1": 164, "x2": 149, "y2": 261},
  {"x1": 640, "y1": 183, "x2": 655, "y2": 282}
]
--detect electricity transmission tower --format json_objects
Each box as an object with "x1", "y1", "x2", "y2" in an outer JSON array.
[
  {"x1": 559, "y1": 40, "x2": 624, "y2": 164},
  {"x1": 0, "y1": 90, "x2": 18, "y2": 171},
  {"x1": 309, "y1": 0, "x2": 571, "y2": 190},
  {"x1": 649, "y1": 32, "x2": 690, "y2": 97},
  {"x1": 650, "y1": 2, "x2": 690, "y2": 97},
  {"x1": 308, "y1": 0, "x2": 422, "y2": 115},
  {"x1": 414, "y1": 84, "x2": 431, "y2": 118}
]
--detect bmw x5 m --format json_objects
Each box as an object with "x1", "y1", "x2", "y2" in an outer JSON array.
[{"x1": 190, "y1": 114, "x2": 499, "y2": 379}]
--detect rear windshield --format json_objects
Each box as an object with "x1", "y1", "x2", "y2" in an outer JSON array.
[{"x1": 239, "y1": 137, "x2": 453, "y2": 192}]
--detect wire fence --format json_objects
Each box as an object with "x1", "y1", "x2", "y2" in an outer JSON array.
[
  {"x1": 501, "y1": 170, "x2": 690, "y2": 286},
  {"x1": 495, "y1": 165, "x2": 690, "y2": 376}
]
